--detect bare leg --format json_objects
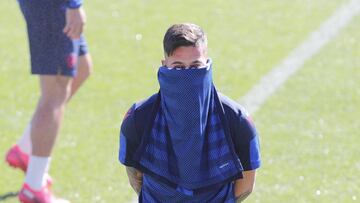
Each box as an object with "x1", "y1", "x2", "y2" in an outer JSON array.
[
  {"x1": 68, "y1": 53, "x2": 93, "y2": 100},
  {"x1": 23, "y1": 75, "x2": 72, "y2": 189},
  {"x1": 31, "y1": 54, "x2": 93, "y2": 155},
  {"x1": 20, "y1": 54, "x2": 92, "y2": 190},
  {"x1": 31, "y1": 75, "x2": 72, "y2": 156},
  {"x1": 17, "y1": 53, "x2": 92, "y2": 154}
]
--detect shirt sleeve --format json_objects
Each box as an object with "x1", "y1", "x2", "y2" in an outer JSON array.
[
  {"x1": 231, "y1": 111, "x2": 261, "y2": 171},
  {"x1": 118, "y1": 104, "x2": 138, "y2": 167},
  {"x1": 66, "y1": 0, "x2": 83, "y2": 9}
]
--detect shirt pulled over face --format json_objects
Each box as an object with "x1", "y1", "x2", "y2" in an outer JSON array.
[{"x1": 135, "y1": 60, "x2": 243, "y2": 197}]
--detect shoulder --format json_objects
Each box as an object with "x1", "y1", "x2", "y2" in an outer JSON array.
[
  {"x1": 218, "y1": 92, "x2": 257, "y2": 143},
  {"x1": 218, "y1": 92, "x2": 249, "y2": 119},
  {"x1": 132, "y1": 93, "x2": 158, "y2": 114},
  {"x1": 218, "y1": 93, "x2": 261, "y2": 170},
  {"x1": 121, "y1": 93, "x2": 158, "y2": 134},
  {"x1": 119, "y1": 93, "x2": 158, "y2": 166}
]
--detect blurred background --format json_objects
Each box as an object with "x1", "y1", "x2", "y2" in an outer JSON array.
[{"x1": 0, "y1": 0, "x2": 359, "y2": 202}]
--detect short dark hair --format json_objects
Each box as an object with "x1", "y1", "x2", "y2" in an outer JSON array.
[{"x1": 163, "y1": 23, "x2": 207, "y2": 56}]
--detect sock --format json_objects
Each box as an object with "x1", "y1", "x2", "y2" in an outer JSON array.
[
  {"x1": 25, "y1": 156, "x2": 51, "y2": 190},
  {"x1": 17, "y1": 123, "x2": 32, "y2": 154}
]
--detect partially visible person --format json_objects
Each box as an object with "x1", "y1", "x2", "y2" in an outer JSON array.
[
  {"x1": 5, "y1": 0, "x2": 92, "y2": 202},
  {"x1": 119, "y1": 23, "x2": 261, "y2": 202}
]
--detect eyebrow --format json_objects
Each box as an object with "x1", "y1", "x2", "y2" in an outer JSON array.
[
  {"x1": 171, "y1": 61, "x2": 185, "y2": 65},
  {"x1": 191, "y1": 60, "x2": 204, "y2": 64},
  {"x1": 170, "y1": 60, "x2": 204, "y2": 65}
]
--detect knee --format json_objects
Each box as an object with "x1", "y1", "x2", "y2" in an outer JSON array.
[
  {"x1": 40, "y1": 81, "x2": 72, "y2": 108},
  {"x1": 78, "y1": 54, "x2": 93, "y2": 78},
  {"x1": 85, "y1": 58, "x2": 93, "y2": 76},
  {"x1": 83, "y1": 62, "x2": 93, "y2": 79},
  {"x1": 39, "y1": 92, "x2": 69, "y2": 111}
]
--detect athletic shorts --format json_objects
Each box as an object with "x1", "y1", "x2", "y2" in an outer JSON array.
[{"x1": 18, "y1": 0, "x2": 88, "y2": 77}]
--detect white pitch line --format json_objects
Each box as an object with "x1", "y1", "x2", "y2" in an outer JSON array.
[
  {"x1": 128, "y1": 1, "x2": 360, "y2": 202},
  {"x1": 240, "y1": 0, "x2": 360, "y2": 115}
]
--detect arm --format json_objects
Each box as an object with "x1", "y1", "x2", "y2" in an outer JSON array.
[
  {"x1": 234, "y1": 170, "x2": 256, "y2": 202},
  {"x1": 63, "y1": 1, "x2": 86, "y2": 39},
  {"x1": 126, "y1": 166, "x2": 143, "y2": 195},
  {"x1": 119, "y1": 105, "x2": 143, "y2": 195}
]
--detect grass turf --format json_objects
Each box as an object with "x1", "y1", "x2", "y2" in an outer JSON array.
[
  {"x1": 0, "y1": 0, "x2": 352, "y2": 202},
  {"x1": 252, "y1": 13, "x2": 360, "y2": 203}
]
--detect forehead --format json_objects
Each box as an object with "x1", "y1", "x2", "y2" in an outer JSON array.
[{"x1": 168, "y1": 45, "x2": 207, "y2": 59}]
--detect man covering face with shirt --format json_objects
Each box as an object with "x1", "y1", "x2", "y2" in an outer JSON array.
[{"x1": 119, "y1": 23, "x2": 261, "y2": 203}]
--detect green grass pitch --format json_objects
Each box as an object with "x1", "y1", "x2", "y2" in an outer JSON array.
[{"x1": 1, "y1": 0, "x2": 358, "y2": 202}]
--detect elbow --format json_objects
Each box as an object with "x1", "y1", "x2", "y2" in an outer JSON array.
[
  {"x1": 236, "y1": 188, "x2": 253, "y2": 198},
  {"x1": 234, "y1": 184, "x2": 255, "y2": 201},
  {"x1": 79, "y1": 53, "x2": 93, "y2": 79},
  {"x1": 246, "y1": 182, "x2": 255, "y2": 196},
  {"x1": 87, "y1": 62, "x2": 94, "y2": 76},
  {"x1": 235, "y1": 189, "x2": 253, "y2": 202},
  {"x1": 247, "y1": 187, "x2": 254, "y2": 196},
  {"x1": 248, "y1": 183, "x2": 255, "y2": 193},
  {"x1": 248, "y1": 187, "x2": 254, "y2": 195}
]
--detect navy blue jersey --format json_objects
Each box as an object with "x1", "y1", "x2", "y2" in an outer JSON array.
[{"x1": 119, "y1": 93, "x2": 261, "y2": 202}]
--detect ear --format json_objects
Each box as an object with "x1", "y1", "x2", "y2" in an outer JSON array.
[{"x1": 161, "y1": 59, "x2": 165, "y2": 66}]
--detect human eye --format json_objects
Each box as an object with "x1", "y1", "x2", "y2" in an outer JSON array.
[
  {"x1": 173, "y1": 65, "x2": 186, "y2": 69},
  {"x1": 190, "y1": 63, "x2": 203, "y2": 68}
]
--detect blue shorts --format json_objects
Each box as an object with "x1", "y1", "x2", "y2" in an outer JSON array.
[{"x1": 18, "y1": 0, "x2": 88, "y2": 77}]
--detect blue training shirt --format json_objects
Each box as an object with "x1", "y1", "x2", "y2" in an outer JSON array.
[{"x1": 119, "y1": 93, "x2": 261, "y2": 202}]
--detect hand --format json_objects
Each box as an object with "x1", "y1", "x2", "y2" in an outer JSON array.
[{"x1": 63, "y1": 7, "x2": 86, "y2": 40}]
